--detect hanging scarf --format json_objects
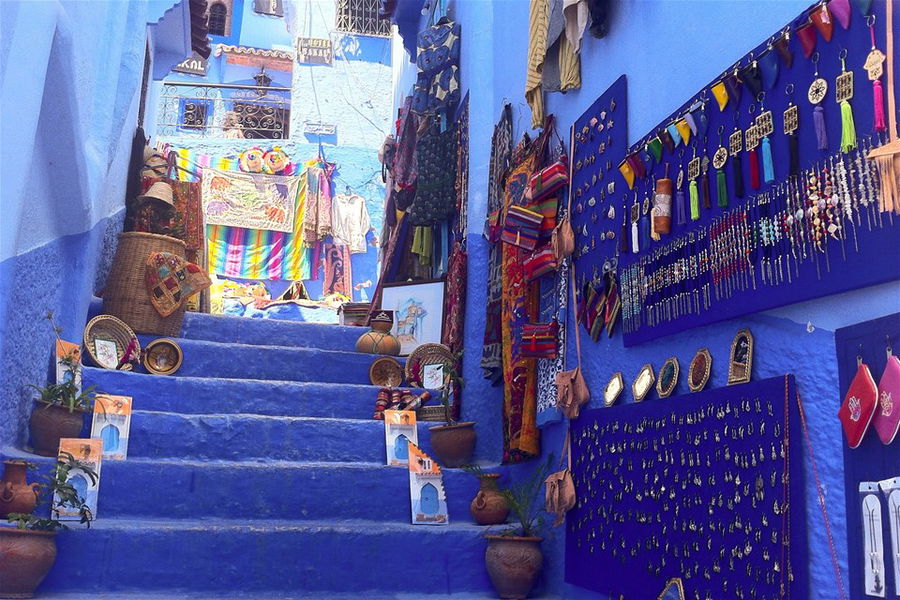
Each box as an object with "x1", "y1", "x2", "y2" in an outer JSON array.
[
  {"x1": 302, "y1": 160, "x2": 335, "y2": 246},
  {"x1": 322, "y1": 243, "x2": 352, "y2": 297}
]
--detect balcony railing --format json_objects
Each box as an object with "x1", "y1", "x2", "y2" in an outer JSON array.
[{"x1": 156, "y1": 81, "x2": 292, "y2": 140}]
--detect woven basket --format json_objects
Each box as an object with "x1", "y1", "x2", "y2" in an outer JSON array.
[
  {"x1": 83, "y1": 315, "x2": 140, "y2": 370},
  {"x1": 103, "y1": 232, "x2": 187, "y2": 336}
]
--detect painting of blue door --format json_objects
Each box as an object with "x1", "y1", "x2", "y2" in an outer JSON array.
[
  {"x1": 100, "y1": 424, "x2": 120, "y2": 453},
  {"x1": 69, "y1": 473, "x2": 88, "y2": 501},
  {"x1": 393, "y1": 434, "x2": 410, "y2": 461},
  {"x1": 420, "y1": 482, "x2": 439, "y2": 515}
]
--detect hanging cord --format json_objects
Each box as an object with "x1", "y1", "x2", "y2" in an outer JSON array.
[{"x1": 796, "y1": 388, "x2": 849, "y2": 600}]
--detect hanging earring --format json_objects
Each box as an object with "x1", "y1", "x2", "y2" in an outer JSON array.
[
  {"x1": 836, "y1": 48, "x2": 857, "y2": 153},
  {"x1": 808, "y1": 52, "x2": 829, "y2": 150},
  {"x1": 863, "y1": 15, "x2": 887, "y2": 132},
  {"x1": 783, "y1": 84, "x2": 800, "y2": 176}
]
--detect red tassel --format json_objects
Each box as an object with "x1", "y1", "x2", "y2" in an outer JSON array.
[
  {"x1": 874, "y1": 80, "x2": 886, "y2": 132},
  {"x1": 748, "y1": 147, "x2": 761, "y2": 190}
]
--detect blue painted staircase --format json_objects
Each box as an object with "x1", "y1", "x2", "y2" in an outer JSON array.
[{"x1": 3, "y1": 311, "x2": 507, "y2": 599}]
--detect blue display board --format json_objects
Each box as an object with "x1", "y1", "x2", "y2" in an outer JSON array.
[
  {"x1": 597, "y1": 1, "x2": 899, "y2": 346},
  {"x1": 566, "y1": 375, "x2": 808, "y2": 599}
]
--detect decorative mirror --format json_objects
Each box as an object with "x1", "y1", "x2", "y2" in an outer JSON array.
[
  {"x1": 727, "y1": 328, "x2": 754, "y2": 385},
  {"x1": 656, "y1": 357, "x2": 680, "y2": 398},
  {"x1": 688, "y1": 348, "x2": 712, "y2": 392},
  {"x1": 632, "y1": 364, "x2": 655, "y2": 402},
  {"x1": 604, "y1": 372, "x2": 624, "y2": 407},
  {"x1": 657, "y1": 577, "x2": 686, "y2": 600}
]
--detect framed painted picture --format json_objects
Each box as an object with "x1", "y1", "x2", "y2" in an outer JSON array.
[
  {"x1": 381, "y1": 279, "x2": 445, "y2": 356},
  {"x1": 93, "y1": 338, "x2": 119, "y2": 370}
]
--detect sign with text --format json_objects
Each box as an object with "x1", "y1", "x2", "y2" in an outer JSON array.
[
  {"x1": 297, "y1": 37, "x2": 333, "y2": 65},
  {"x1": 303, "y1": 121, "x2": 337, "y2": 136},
  {"x1": 172, "y1": 53, "x2": 208, "y2": 76}
]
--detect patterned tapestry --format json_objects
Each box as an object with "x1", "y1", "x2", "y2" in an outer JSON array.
[{"x1": 202, "y1": 167, "x2": 300, "y2": 233}]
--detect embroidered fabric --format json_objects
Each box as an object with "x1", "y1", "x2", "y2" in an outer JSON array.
[
  {"x1": 537, "y1": 256, "x2": 567, "y2": 426},
  {"x1": 331, "y1": 193, "x2": 371, "y2": 254}
]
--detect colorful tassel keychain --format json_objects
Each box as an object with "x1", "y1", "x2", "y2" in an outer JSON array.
[
  {"x1": 713, "y1": 125, "x2": 729, "y2": 208},
  {"x1": 808, "y1": 52, "x2": 829, "y2": 150},
  {"x1": 687, "y1": 145, "x2": 701, "y2": 221},
  {"x1": 784, "y1": 84, "x2": 801, "y2": 176},
  {"x1": 729, "y1": 119, "x2": 745, "y2": 199},
  {"x1": 756, "y1": 92, "x2": 776, "y2": 184},
  {"x1": 674, "y1": 165, "x2": 687, "y2": 226},
  {"x1": 694, "y1": 100, "x2": 712, "y2": 210},
  {"x1": 836, "y1": 49, "x2": 857, "y2": 153},
  {"x1": 746, "y1": 106, "x2": 761, "y2": 190},
  {"x1": 863, "y1": 15, "x2": 887, "y2": 132}
]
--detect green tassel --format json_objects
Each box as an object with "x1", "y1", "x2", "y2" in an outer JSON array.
[
  {"x1": 840, "y1": 100, "x2": 857, "y2": 153},
  {"x1": 716, "y1": 169, "x2": 728, "y2": 208},
  {"x1": 689, "y1": 180, "x2": 700, "y2": 221}
]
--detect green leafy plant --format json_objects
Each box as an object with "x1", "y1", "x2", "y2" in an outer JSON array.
[
  {"x1": 7, "y1": 451, "x2": 97, "y2": 531},
  {"x1": 498, "y1": 455, "x2": 553, "y2": 538},
  {"x1": 31, "y1": 311, "x2": 95, "y2": 412},
  {"x1": 462, "y1": 464, "x2": 500, "y2": 481},
  {"x1": 439, "y1": 351, "x2": 465, "y2": 426}
]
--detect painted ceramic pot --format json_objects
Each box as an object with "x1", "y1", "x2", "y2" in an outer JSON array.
[
  {"x1": 470, "y1": 473, "x2": 509, "y2": 525},
  {"x1": 484, "y1": 535, "x2": 543, "y2": 599},
  {"x1": 0, "y1": 461, "x2": 39, "y2": 519},
  {"x1": 355, "y1": 311, "x2": 401, "y2": 356},
  {"x1": 428, "y1": 422, "x2": 476, "y2": 468},
  {"x1": 0, "y1": 528, "x2": 58, "y2": 598},
  {"x1": 29, "y1": 402, "x2": 88, "y2": 457}
]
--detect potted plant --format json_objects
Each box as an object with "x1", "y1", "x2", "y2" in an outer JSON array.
[
  {"x1": 427, "y1": 354, "x2": 476, "y2": 468},
  {"x1": 463, "y1": 465, "x2": 509, "y2": 526},
  {"x1": 1, "y1": 452, "x2": 96, "y2": 598},
  {"x1": 29, "y1": 314, "x2": 96, "y2": 457},
  {"x1": 484, "y1": 458, "x2": 552, "y2": 599}
]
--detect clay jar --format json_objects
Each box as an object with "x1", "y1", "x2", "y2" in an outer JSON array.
[
  {"x1": 355, "y1": 310, "x2": 401, "y2": 356},
  {"x1": 0, "y1": 528, "x2": 58, "y2": 598},
  {"x1": 484, "y1": 535, "x2": 543, "y2": 599},
  {"x1": 428, "y1": 421, "x2": 476, "y2": 468},
  {"x1": 29, "y1": 402, "x2": 87, "y2": 457},
  {"x1": 0, "y1": 460, "x2": 39, "y2": 519},
  {"x1": 470, "y1": 473, "x2": 509, "y2": 525}
]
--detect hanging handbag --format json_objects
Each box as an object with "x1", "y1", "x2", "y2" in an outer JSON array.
[
  {"x1": 526, "y1": 158, "x2": 569, "y2": 204},
  {"x1": 544, "y1": 427, "x2": 576, "y2": 527},
  {"x1": 523, "y1": 246, "x2": 558, "y2": 281},
  {"x1": 551, "y1": 214, "x2": 575, "y2": 262},
  {"x1": 501, "y1": 205, "x2": 543, "y2": 250},
  {"x1": 519, "y1": 320, "x2": 560, "y2": 359}
]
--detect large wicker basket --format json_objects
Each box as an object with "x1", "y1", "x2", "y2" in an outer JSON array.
[{"x1": 103, "y1": 232, "x2": 187, "y2": 336}]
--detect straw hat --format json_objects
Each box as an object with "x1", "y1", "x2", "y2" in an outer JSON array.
[
  {"x1": 142, "y1": 147, "x2": 168, "y2": 178},
  {"x1": 136, "y1": 181, "x2": 174, "y2": 206}
]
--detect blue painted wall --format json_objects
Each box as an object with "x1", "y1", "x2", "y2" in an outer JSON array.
[
  {"x1": 391, "y1": 0, "x2": 900, "y2": 597},
  {"x1": 154, "y1": 0, "x2": 391, "y2": 301},
  {"x1": 0, "y1": 1, "x2": 187, "y2": 449}
]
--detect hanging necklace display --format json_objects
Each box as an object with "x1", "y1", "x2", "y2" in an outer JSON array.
[
  {"x1": 687, "y1": 144, "x2": 701, "y2": 221},
  {"x1": 884, "y1": 482, "x2": 900, "y2": 596},
  {"x1": 729, "y1": 114, "x2": 745, "y2": 199},
  {"x1": 863, "y1": 15, "x2": 887, "y2": 132},
  {"x1": 809, "y1": 52, "x2": 829, "y2": 150},
  {"x1": 756, "y1": 92, "x2": 776, "y2": 185},
  {"x1": 836, "y1": 48, "x2": 858, "y2": 154},
  {"x1": 784, "y1": 84, "x2": 801, "y2": 176},
  {"x1": 745, "y1": 104, "x2": 762, "y2": 191},
  {"x1": 713, "y1": 125, "x2": 729, "y2": 207},
  {"x1": 861, "y1": 488, "x2": 885, "y2": 597}
]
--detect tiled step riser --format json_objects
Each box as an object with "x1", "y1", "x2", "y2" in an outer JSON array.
[
  {"x1": 130, "y1": 337, "x2": 401, "y2": 384},
  {"x1": 97, "y1": 462, "x2": 484, "y2": 522},
  {"x1": 128, "y1": 413, "x2": 447, "y2": 463},
  {"x1": 43, "y1": 525, "x2": 493, "y2": 594},
  {"x1": 89, "y1": 297, "x2": 364, "y2": 351},
  {"x1": 84, "y1": 368, "x2": 430, "y2": 420}
]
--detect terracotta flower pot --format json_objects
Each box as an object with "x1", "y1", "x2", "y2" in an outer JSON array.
[
  {"x1": 0, "y1": 527, "x2": 58, "y2": 598},
  {"x1": 484, "y1": 535, "x2": 543, "y2": 599},
  {"x1": 428, "y1": 421, "x2": 476, "y2": 468},
  {"x1": 29, "y1": 402, "x2": 87, "y2": 457},
  {"x1": 470, "y1": 474, "x2": 509, "y2": 525},
  {"x1": 0, "y1": 461, "x2": 39, "y2": 519}
]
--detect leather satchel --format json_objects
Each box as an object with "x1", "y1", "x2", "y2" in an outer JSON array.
[
  {"x1": 545, "y1": 429, "x2": 576, "y2": 527},
  {"x1": 551, "y1": 214, "x2": 575, "y2": 262},
  {"x1": 556, "y1": 366, "x2": 590, "y2": 419}
]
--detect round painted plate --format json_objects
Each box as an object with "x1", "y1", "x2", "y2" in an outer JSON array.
[
  {"x1": 369, "y1": 357, "x2": 403, "y2": 387},
  {"x1": 142, "y1": 338, "x2": 183, "y2": 376}
]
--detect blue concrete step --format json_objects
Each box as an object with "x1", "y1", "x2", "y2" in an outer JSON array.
[
  {"x1": 128, "y1": 411, "x2": 448, "y2": 463},
  {"x1": 128, "y1": 337, "x2": 404, "y2": 385},
  {"x1": 84, "y1": 367, "x2": 435, "y2": 420},
  {"x1": 89, "y1": 297, "x2": 366, "y2": 351},
  {"x1": 39, "y1": 518, "x2": 494, "y2": 595},
  {"x1": 1, "y1": 447, "x2": 492, "y2": 523}
]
